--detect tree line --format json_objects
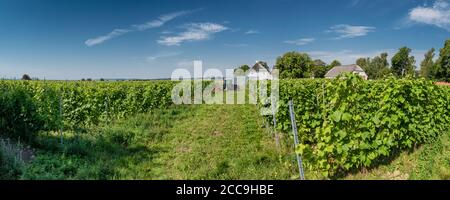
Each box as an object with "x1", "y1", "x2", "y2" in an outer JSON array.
[{"x1": 235, "y1": 39, "x2": 450, "y2": 81}]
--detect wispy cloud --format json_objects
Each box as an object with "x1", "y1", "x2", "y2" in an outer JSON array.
[
  {"x1": 348, "y1": 0, "x2": 361, "y2": 7},
  {"x1": 284, "y1": 38, "x2": 315, "y2": 46},
  {"x1": 133, "y1": 10, "x2": 198, "y2": 31},
  {"x1": 146, "y1": 51, "x2": 182, "y2": 61},
  {"x1": 245, "y1": 30, "x2": 260, "y2": 34},
  {"x1": 408, "y1": 0, "x2": 450, "y2": 31},
  {"x1": 85, "y1": 29, "x2": 132, "y2": 47},
  {"x1": 157, "y1": 23, "x2": 228, "y2": 46},
  {"x1": 161, "y1": 30, "x2": 173, "y2": 34},
  {"x1": 327, "y1": 24, "x2": 375, "y2": 39},
  {"x1": 85, "y1": 9, "x2": 199, "y2": 47}
]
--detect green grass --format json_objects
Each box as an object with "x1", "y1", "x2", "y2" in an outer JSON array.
[
  {"x1": 0, "y1": 138, "x2": 25, "y2": 180},
  {"x1": 344, "y1": 131, "x2": 450, "y2": 180},
  {"x1": 20, "y1": 104, "x2": 297, "y2": 180},
  {"x1": 7, "y1": 104, "x2": 450, "y2": 180}
]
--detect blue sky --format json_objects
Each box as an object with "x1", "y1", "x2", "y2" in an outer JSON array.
[{"x1": 0, "y1": 0, "x2": 449, "y2": 80}]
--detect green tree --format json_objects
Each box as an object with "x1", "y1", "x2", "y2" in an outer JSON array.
[
  {"x1": 436, "y1": 39, "x2": 450, "y2": 81},
  {"x1": 240, "y1": 65, "x2": 250, "y2": 71},
  {"x1": 379, "y1": 53, "x2": 389, "y2": 68},
  {"x1": 234, "y1": 64, "x2": 250, "y2": 76},
  {"x1": 314, "y1": 59, "x2": 327, "y2": 67},
  {"x1": 419, "y1": 48, "x2": 435, "y2": 79},
  {"x1": 310, "y1": 59, "x2": 329, "y2": 78},
  {"x1": 329, "y1": 60, "x2": 342, "y2": 68},
  {"x1": 356, "y1": 58, "x2": 370, "y2": 69},
  {"x1": 275, "y1": 52, "x2": 314, "y2": 79},
  {"x1": 21, "y1": 74, "x2": 32, "y2": 80},
  {"x1": 357, "y1": 53, "x2": 390, "y2": 80},
  {"x1": 372, "y1": 53, "x2": 390, "y2": 79},
  {"x1": 312, "y1": 66, "x2": 331, "y2": 78},
  {"x1": 391, "y1": 47, "x2": 416, "y2": 77}
]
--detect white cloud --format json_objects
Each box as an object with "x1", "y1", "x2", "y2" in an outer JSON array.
[
  {"x1": 284, "y1": 38, "x2": 315, "y2": 46},
  {"x1": 85, "y1": 9, "x2": 198, "y2": 47},
  {"x1": 327, "y1": 24, "x2": 375, "y2": 39},
  {"x1": 161, "y1": 30, "x2": 173, "y2": 34},
  {"x1": 85, "y1": 29, "x2": 131, "y2": 47},
  {"x1": 408, "y1": 0, "x2": 450, "y2": 31},
  {"x1": 132, "y1": 10, "x2": 195, "y2": 31},
  {"x1": 245, "y1": 30, "x2": 260, "y2": 34},
  {"x1": 158, "y1": 23, "x2": 228, "y2": 46},
  {"x1": 146, "y1": 51, "x2": 182, "y2": 61}
]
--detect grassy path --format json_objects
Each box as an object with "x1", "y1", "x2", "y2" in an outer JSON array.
[
  {"x1": 153, "y1": 105, "x2": 294, "y2": 180},
  {"x1": 22, "y1": 105, "x2": 296, "y2": 180},
  {"x1": 116, "y1": 104, "x2": 296, "y2": 180},
  {"x1": 17, "y1": 104, "x2": 448, "y2": 180}
]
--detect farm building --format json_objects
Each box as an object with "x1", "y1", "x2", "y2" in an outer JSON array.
[
  {"x1": 247, "y1": 61, "x2": 272, "y2": 80},
  {"x1": 325, "y1": 64, "x2": 368, "y2": 80}
]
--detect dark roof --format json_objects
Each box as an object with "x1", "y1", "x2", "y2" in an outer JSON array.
[
  {"x1": 325, "y1": 64, "x2": 365, "y2": 77},
  {"x1": 251, "y1": 62, "x2": 270, "y2": 73}
]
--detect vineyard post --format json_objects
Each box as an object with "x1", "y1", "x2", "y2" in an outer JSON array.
[
  {"x1": 288, "y1": 100, "x2": 305, "y2": 180},
  {"x1": 59, "y1": 93, "x2": 63, "y2": 145},
  {"x1": 105, "y1": 97, "x2": 109, "y2": 124},
  {"x1": 271, "y1": 96, "x2": 279, "y2": 147}
]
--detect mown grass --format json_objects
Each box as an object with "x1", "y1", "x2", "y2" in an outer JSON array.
[{"x1": 19, "y1": 104, "x2": 297, "y2": 180}]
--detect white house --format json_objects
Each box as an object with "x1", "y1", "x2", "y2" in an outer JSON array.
[
  {"x1": 325, "y1": 64, "x2": 368, "y2": 80},
  {"x1": 247, "y1": 61, "x2": 272, "y2": 80}
]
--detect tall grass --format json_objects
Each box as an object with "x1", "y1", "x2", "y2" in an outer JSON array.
[{"x1": 0, "y1": 138, "x2": 25, "y2": 179}]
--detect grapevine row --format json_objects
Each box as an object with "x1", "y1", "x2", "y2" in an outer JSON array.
[
  {"x1": 266, "y1": 74, "x2": 450, "y2": 176},
  {"x1": 0, "y1": 80, "x2": 176, "y2": 141}
]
